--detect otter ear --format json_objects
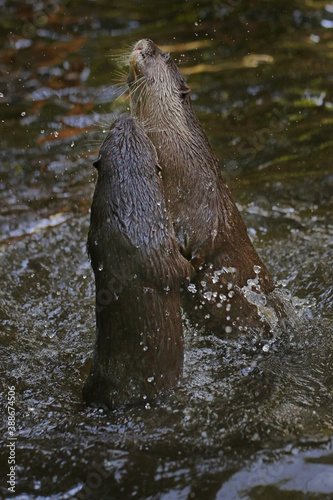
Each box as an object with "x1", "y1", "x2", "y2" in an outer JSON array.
[
  {"x1": 179, "y1": 81, "x2": 190, "y2": 97},
  {"x1": 155, "y1": 163, "x2": 162, "y2": 177},
  {"x1": 93, "y1": 155, "x2": 101, "y2": 170}
]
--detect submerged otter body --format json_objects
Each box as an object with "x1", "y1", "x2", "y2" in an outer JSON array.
[
  {"x1": 128, "y1": 39, "x2": 287, "y2": 336},
  {"x1": 83, "y1": 115, "x2": 192, "y2": 409}
]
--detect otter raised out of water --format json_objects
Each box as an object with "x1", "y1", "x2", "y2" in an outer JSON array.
[
  {"x1": 83, "y1": 114, "x2": 193, "y2": 409},
  {"x1": 128, "y1": 39, "x2": 287, "y2": 335}
]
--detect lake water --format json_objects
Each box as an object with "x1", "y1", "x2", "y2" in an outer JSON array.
[{"x1": 0, "y1": 1, "x2": 332, "y2": 499}]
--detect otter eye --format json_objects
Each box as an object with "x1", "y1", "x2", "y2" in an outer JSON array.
[
  {"x1": 180, "y1": 84, "x2": 191, "y2": 99},
  {"x1": 162, "y1": 52, "x2": 170, "y2": 62}
]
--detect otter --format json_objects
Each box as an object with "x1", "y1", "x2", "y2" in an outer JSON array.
[
  {"x1": 128, "y1": 39, "x2": 288, "y2": 336},
  {"x1": 83, "y1": 114, "x2": 193, "y2": 409}
]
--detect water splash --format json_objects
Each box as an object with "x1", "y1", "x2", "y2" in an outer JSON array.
[{"x1": 241, "y1": 267, "x2": 278, "y2": 330}]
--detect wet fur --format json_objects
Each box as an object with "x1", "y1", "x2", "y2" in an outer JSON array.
[
  {"x1": 128, "y1": 40, "x2": 286, "y2": 336},
  {"x1": 83, "y1": 115, "x2": 193, "y2": 409}
]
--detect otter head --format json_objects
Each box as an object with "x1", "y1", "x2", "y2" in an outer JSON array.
[
  {"x1": 93, "y1": 114, "x2": 158, "y2": 174},
  {"x1": 127, "y1": 39, "x2": 190, "y2": 128}
]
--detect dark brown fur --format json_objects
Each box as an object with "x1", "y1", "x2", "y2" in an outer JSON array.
[
  {"x1": 83, "y1": 114, "x2": 193, "y2": 409},
  {"x1": 128, "y1": 40, "x2": 286, "y2": 336}
]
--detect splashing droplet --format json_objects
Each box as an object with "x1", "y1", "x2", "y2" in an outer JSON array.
[{"x1": 188, "y1": 284, "x2": 197, "y2": 294}]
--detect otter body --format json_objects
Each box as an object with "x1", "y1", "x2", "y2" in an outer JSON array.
[
  {"x1": 128, "y1": 40, "x2": 286, "y2": 335},
  {"x1": 83, "y1": 115, "x2": 192, "y2": 409}
]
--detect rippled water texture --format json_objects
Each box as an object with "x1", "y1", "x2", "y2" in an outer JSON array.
[{"x1": 1, "y1": 1, "x2": 332, "y2": 499}]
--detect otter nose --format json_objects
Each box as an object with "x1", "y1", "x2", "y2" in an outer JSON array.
[{"x1": 134, "y1": 39, "x2": 154, "y2": 52}]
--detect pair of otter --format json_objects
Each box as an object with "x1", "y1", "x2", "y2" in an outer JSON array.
[{"x1": 83, "y1": 39, "x2": 288, "y2": 409}]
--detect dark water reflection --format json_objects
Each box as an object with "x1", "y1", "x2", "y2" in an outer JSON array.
[{"x1": 1, "y1": 1, "x2": 333, "y2": 498}]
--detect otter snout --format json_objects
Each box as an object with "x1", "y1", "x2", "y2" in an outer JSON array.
[{"x1": 128, "y1": 39, "x2": 152, "y2": 82}]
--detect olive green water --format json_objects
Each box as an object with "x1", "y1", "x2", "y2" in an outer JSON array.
[{"x1": 0, "y1": 1, "x2": 332, "y2": 499}]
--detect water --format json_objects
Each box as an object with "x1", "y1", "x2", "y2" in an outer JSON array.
[{"x1": 0, "y1": 1, "x2": 332, "y2": 498}]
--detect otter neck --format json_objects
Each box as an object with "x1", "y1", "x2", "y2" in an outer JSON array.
[
  {"x1": 130, "y1": 88, "x2": 237, "y2": 257},
  {"x1": 131, "y1": 88, "x2": 218, "y2": 191}
]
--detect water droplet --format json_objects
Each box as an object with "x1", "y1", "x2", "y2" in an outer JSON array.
[
  {"x1": 223, "y1": 266, "x2": 236, "y2": 274},
  {"x1": 259, "y1": 295, "x2": 267, "y2": 306},
  {"x1": 253, "y1": 265, "x2": 261, "y2": 274},
  {"x1": 225, "y1": 326, "x2": 232, "y2": 334},
  {"x1": 147, "y1": 376, "x2": 154, "y2": 383},
  {"x1": 98, "y1": 264, "x2": 103, "y2": 271},
  {"x1": 262, "y1": 344, "x2": 269, "y2": 352},
  {"x1": 203, "y1": 291, "x2": 213, "y2": 301},
  {"x1": 21, "y1": 111, "x2": 26, "y2": 117},
  {"x1": 187, "y1": 283, "x2": 197, "y2": 294}
]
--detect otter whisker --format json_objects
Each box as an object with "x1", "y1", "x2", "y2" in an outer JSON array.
[
  {"x1": 134, "y1": 82, "x2": 150, "y2": 119},
  {"x1": 108, "y1": 41, "x2": 136, "y2": 61},
  {"x1": 114, "y1": 85, "x2": 130, "y2": 101},
  {"x1": 128, "y1": 77, "x2": 148, "y2": 107},
  {"x1": 129, "y1": 75, "x2": 146, "y2": 95},
  {"x1": 107, "y1": 48, "x2": 132, "y2": 62},
  {"x1": 97, "y1": 82, "x2": 128, "y2": 102},
  {"x1": 94, "y1": 113, "x2": 119, "y2": 130},
  {"x1": 112, "y1": 69, "x2": 129, "y2": 85},
  {"x1": 113, "y1": 75, "x2": 143, "y2": 101}
]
